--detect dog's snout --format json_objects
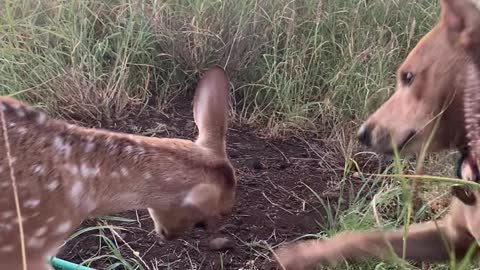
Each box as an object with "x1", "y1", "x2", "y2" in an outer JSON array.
[{"x1": 357, "y1": 124, "x2": 372, "y2": 147}]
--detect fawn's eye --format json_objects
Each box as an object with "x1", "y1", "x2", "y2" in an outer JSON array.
[{"x1": 400, "y1": 72, "x2": 415, "y2": 86}]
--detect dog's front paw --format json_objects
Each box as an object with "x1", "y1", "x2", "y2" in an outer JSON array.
[{"x1": 274, "y1": 240, "x2": 323, "y2": 270}]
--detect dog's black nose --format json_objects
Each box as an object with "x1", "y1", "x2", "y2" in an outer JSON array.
[{"x1": 357, "y1": 124, "x2": 372, "y2": 147}]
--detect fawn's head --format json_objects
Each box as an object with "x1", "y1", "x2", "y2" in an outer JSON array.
[
  {"x1": 357, "y1": 0, "x2": 480, "y2": 155},
  {"x1": 145, "y1": 66, "x2": 236, "y2": 240}
]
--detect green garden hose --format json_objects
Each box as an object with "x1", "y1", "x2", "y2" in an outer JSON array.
[{"x1": 46, "y1": 256, "x2": 95, "y2": 270}]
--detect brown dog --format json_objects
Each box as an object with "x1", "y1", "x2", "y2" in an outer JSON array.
[
  {"x1": 275, "y1": 0, "x2": 480, "y2": 269},
  {"x1": 0, "y1": 66, "x2": 236, "y2": 269}
]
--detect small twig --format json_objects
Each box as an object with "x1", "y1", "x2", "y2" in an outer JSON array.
[
  {"x1": 371, "y1": 195, "x2": 383, "y2": 228},
  {"x1": 262, "y1": 192, "x2": 294, "y2": 214},
  {"x1": 267, "y1": 142, "x2": 289, "y2": 163},
  {"x1": 1, "y1": 107, "x2": 28, "y2": 270},
  {"x1": 135, "y1": 210, "x2": 141, "y2": 228}
]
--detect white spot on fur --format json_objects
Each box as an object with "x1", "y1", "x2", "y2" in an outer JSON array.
[
  {"x1": 46, "y1": 180, "x2": 59, "y2": 191},
  {"x1": 32, "y1": 164, "x2": 45, "y2": 176},
  {"x1": 80, "y1": 163, "x2": 100, "y2": 178},
  {"x1": 70, "y1": 181, "x2": 84, "y2": 206},
  {"x1": 64, "y1": 163, "x2": 79, "y2": 176},
  {"x1": 10, "y1": 103, "x2": 24, "y2": 117},
  {"x1": 11, "y1": 103, "x2": 21, "y2": 110},
  {"x1": 86, "y1": 135, "x2": 95, "y2": 144},
  {"x1": 0, "y1": 211, "x2": 14, "y2": 219},
  {"x1": 46, "y1": 216, "x2": 56, "y2": 223},
  {"x1": 120, "y1": 167, "x2": 129, "y2": 176},
  {"x1": 53, "y1": 136, "x2": 71, "y2": 158},
  {"x1": 27, "y1": 237, "x2": 45, "y2": 248},
  {"x1": 111, "y1": 171, "x2": 120, "y2": 177},
  {"x1": 82, "y1": 198, "x2": 97, "y2": 213},
  {"x1": 55, "y1": 221, "x2": 72, "y2": 235},
  {"x1": 0, "y1": 245, "x2": 14, "y2": 252},
  {"x1": 36, "y1": 112, "x2": 47, "y2": 125},
  {"x1": 84, "y1": 142, "x2": 95, "y2": 153},
  {"x1": 8, "y1": 122, "x2": 15, "y2": 128},
  {"x1": 164, "y1": 177, "x2": 173, "y2": 182},
  {"x1": 183, "y1": 191, "x2": 197, "y2": 206},
  {"x1": 124, "y1": 145, "x2": 133, "y2": 153},
  {"x1": 143, "y1": 172, "x2": 152, "y2": 179},
  {"x1": 23, "y1": 199, "x2": 40, "y2": 208},
  {"x1": 33, "y1": 226, "x2": 48, "y2": 237}
]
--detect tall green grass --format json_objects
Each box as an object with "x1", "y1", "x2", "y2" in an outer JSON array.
[{"x1": 0, "y1": 0, "x2": 439, "y2": 130}]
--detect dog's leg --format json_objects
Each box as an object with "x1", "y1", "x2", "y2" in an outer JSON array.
[{"x1": 275, "y1": 219, "x2": 475, "y2": 270}]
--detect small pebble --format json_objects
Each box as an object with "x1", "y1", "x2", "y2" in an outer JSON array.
[{"x1": 209, "y1": 237, "x2": 234, "y2": 251}]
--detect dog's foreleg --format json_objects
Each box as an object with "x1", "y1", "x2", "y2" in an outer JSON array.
[{"x1": 275, "y1": 220, "x2": 474, "y2": 270}]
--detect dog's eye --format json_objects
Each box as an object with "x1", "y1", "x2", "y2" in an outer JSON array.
[{"x1": 400, "y1": 72, "x2": 415, "y2": 86}]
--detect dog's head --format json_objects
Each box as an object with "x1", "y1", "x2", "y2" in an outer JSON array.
[{"x1": 356, "y1": 0, "x2": 480, "y2": 155}]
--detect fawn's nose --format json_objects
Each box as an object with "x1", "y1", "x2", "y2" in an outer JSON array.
[{"x1": 357, "y1": 124, "x2": 372, "y2": 147}]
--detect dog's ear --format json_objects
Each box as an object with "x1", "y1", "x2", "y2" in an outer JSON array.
[{"x1": 442, "y1": 0, "x2": 480, "y2": 50}]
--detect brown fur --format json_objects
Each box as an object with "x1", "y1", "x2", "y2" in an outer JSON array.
[
  {"x1": 275, "y1": 0, "x2": 480, "y2": 269},
  {"x1": 0, "y1": 66, "x2": 236, "y2": 269}
]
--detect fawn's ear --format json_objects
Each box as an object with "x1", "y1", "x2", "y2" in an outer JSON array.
[
  {"x1": 442, "y1": 0, "x2": 480, "y2": 50},
  {"x1": 193, "y1": 66, "x2": 230, "y2": 157}
]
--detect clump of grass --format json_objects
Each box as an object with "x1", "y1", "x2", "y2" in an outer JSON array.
[
  {"x1": 64, "y1": 217, "x2": 146, "y2": 270},
  {"x1": 0, "y1": 0, "x2": 158, "y2": 123}
]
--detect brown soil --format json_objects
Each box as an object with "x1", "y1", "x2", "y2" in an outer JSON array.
[{"x1": 55, "y1": 102, "x2": 383, "y2": 270}]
